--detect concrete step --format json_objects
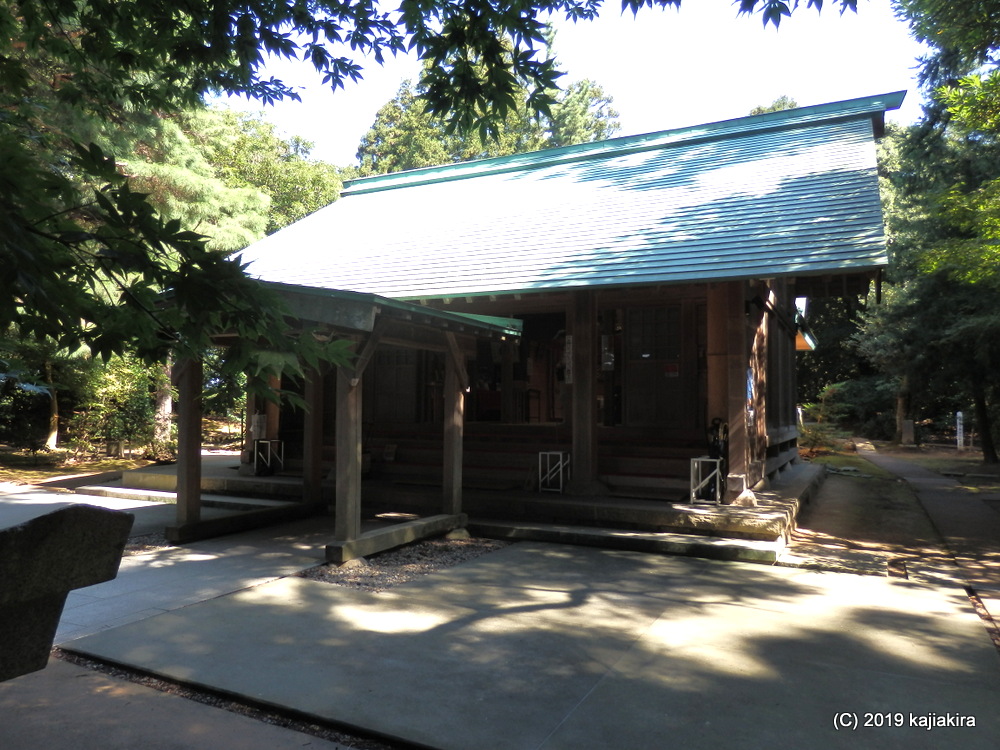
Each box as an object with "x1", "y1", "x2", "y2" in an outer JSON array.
[
  {"x1": 598, "y1": 456, "x2": 693, "y2": 475},
  {"x1": 604, "y1": 484, "x2": 689, "y2": 502},
  {"x1": 468, "y1": 520, "x2": 785, "y2": 564},
  {"x1": 600, "y1": 474, "x2": 690, "y2": 491},
  {"x1": 75, "y1": 485, "x2": 293, "y2": 512}
]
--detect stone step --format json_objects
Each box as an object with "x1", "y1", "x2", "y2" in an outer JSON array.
[
  {"x1": 74, "y1": 485, "x2": 292, "y2": 512},
  {"x1": 467, "y1": 520, "x2": 785, "y2": 564}
]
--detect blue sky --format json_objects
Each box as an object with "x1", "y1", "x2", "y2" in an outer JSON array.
[{"x1": 220, "y1": 0, "x2": 927, "y2": 166}]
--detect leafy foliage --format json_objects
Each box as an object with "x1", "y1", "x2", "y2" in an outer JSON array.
[
  {"x1": 749, "y1": 95, "x2": 799, "y2": 115},
  {"x1": 68, "y1": 355, "x2": 156, "y2": 457},
  {"x1": 355, "y1": 25, "x2": 622, "y2": 171},
  {"x1": 895, "y1": 0, "x2": 1000, "y2": 78},
  {"x1": 3, "y1": 0, "x2": 840, "y2": 142},
  {"x1": 191, "y1": 109, "x2": 345, "y2": 234},
  {"x1": 1, "y1": 0, "x2": 860, "y2": 412},
  {"x1": 357, "y1": 67, "x2": 619, "y2": 175},
  {"x1": 796, "y1": 295, "x2": 873, "y2": 404},
  {"x1": 852, "y1": 118, "x2": 1000, "y2": 460}
]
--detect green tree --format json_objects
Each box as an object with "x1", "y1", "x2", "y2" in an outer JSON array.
[
  {"x1": 2, "y1": 0, "x2": 856, "y2": 369},
  {"x1": 851, "y1": 118, "x2": 1000, "y2": 460},
  {"x1": 191, "y1": 109, "x2": 344, "y2": 234},
  {"x1": 0, "y1": 331, "x2": 96, "y2": 451},
  {"x1": 749, "y1": 95, "x2": 799, "y2": 115},
  {"x1": 547, "y1": 79, "x2": 621, "y2": 147},
  {"x1": 849, "y1": 0, "x2": 1000, "y2": 457},
  {"x1": 855, "y1": 273, "x2": 1000, "y2": 461},
  {"x1": 64, "y1": 354, "x2": 157, "y2": 458},
  {"x1": 357, "y1": 74, "x2": 619, "y2": 175},
  {"x1": 122, "y1": 111, "x2": 271, "y2": 251}
]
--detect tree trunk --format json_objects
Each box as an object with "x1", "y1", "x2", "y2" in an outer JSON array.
[
  {"x1": 153, "y1": 361, "x2": 173, "y2": 456},
  {"x1": 894, "y1": 374, "x2": 911, "y2": 444},
  {"x1": 44, "y1": 361, "x2": 58, "y2": 450},
  {"x1": 972, "y1": 378, "x2": 998, "y2": 464}
]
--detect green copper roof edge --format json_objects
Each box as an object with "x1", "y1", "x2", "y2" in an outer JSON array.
[
  {"x1": 341, "y1": 91, "x2": 906, "y2": 197},
  {"x1": 263, "y1": 281, "x2": 523, "y2": 337},
  {"x1": 387, "y1": 262, "x2": 887, "y2": 303}
]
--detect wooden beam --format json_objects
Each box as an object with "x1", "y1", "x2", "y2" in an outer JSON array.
[
  {"x1": 350, "y1": 317, "x2": 389, "y2": 386},
  {"x1": 175, "y1": 357, "x2": 203, "y2": 525},
  {"x1": 334, "y1": 366, "x2": 362, "y2": 542},
  {"x1": 326, "y1": 514, "x2": 467, "y2": 563}
]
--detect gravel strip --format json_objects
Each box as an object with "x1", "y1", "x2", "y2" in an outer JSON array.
[
  {"x1": 122, "y1": 532, "x2": 173, "y2": 556},
  {"x1": 298, "y1": 535, "x2": 510, "y2": 592}
]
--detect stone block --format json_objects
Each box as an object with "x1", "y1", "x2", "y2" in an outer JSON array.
[
  {"x1": 901, "y1": 419, "x2": 916, "y2": 445},
  {"x1": 0, "y1": 504, "x2": 133, "y2": 682}
]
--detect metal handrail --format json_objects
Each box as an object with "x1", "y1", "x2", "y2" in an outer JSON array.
[
  {"x1": 690, "y1": 456, "x2": 723, "y2": 503},
  {"x1": 538, "y1": 451, "x2": 571, "y2": 493}
]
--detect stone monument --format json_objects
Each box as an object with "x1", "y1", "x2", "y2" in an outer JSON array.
[{"x1": 0, "y1": 504, "x2": 133, "y2": 681}]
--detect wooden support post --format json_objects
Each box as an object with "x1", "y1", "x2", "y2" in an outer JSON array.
[
  {"x1": 302, "y1": 366, "x2": 325, "y2": 508},
  {"x1": 334, "y1": 366, "x2": 362, "y2": 542},
  {"x1": 242, "y1": 389, "x2": 257, "y2": 465},
  {"x1": 706, "y1": 284, "x2": 729, "y2": 428},
  {"x1": 175, "y1": 357, "x2": 203, "y2": 525},
  {"x1": 500, "y1": 339, "x2": 515, "y2": 423},
  {"x1": 568, "y1": 291, "x2": 604, "y2": 495},
  {"x1": 443, "y1": 333, "x2": 466, "y2": 515},
  {"x1": 706, "y1": 281, "x2": 754, "y2": 501},
  {"x1": 748, "y1": 287, "x2": 771, "y2": 485},
  {"x1": 726, "y1": 282, "x2": 749, "y2": 492},
  {"x1": 264, "y1": 375, "x2": 281, "y2": 439}
]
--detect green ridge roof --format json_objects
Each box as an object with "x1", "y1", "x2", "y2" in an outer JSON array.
[{"x1": 241, "y1": 92, "x2": 904, "y2": 300}]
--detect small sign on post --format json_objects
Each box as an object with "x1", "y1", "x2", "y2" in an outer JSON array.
[{"x1": 957, "y1": 411, "x2": 964, "y2": 451}]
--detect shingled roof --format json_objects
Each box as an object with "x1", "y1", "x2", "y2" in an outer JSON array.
[{"x1": 240, "y1": 91, "x2": 904, "y2": 301}]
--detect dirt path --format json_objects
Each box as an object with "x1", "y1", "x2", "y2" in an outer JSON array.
[{"x1": 784, "y1": 463, "x2": 960, "y2": 585}]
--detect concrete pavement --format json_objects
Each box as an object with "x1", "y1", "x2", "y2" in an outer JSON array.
[
  {"x1": 59, "y1": 541, "x2": 1000, "y2": 750},
  {"x1": 1, "y1": 453, "x2": 999, "y2": 749}
]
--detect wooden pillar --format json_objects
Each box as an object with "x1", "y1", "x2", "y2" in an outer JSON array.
[
  {"x1": 748, "y1": 288, "x2": 771, "y2": 485},
  {"x1": 264, "y1": 375, "x2": 281, "y2": 439},
  {"x1": 706, "y1": 284, "x2": 729, "y2": 426},
  {"x1": 706, "y1": 281, "x2": 752, "y2": 500},
  {"x1": 568, "y1": 291, "x2": 604, "y2": 495},
  {"x1": 500, "y1": 340, "x2": 515, "y2": 423},
  {"x1": 302, "y1": 366, "x2": 325, "y2": 508},
  {"x1": 334, "y1": 366, "x2": 362, "y2": 542},
  {"x1": 242, "y1": 389, "x2": 258, "y2": 465},
  {"x1": 746, "y1": 282, "x2": 777, "y2": 488},
  {"x1": 175, "y1": 357, "x2": 203, "y2": 525},
  {"x1": 442, "y1": 342, "x2": 465, "y2": 515},
  {"x1": 726, "y1": 282, "x2": 749, "y2": 490}
]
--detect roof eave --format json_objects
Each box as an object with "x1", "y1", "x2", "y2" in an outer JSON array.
[{"x1": 263, "y1": 281, "x2": 522, "y2": 339}]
